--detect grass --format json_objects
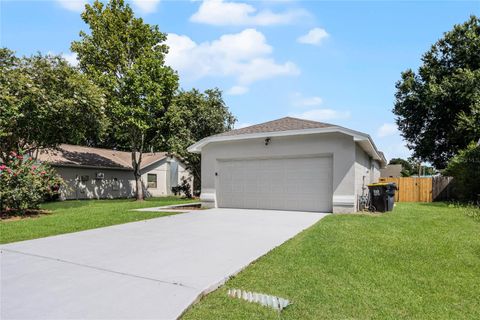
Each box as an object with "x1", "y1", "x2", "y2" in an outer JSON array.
[
  {"x1": 182, "y1": 203, "x2": 480, "y2": 320},
  {"x1": 0, "y1": 196, "x2": 196, "y2": 244}
]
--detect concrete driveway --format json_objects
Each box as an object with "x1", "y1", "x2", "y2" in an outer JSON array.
[{"x1": 1, "y1": 208, "x2": 327, "y2": 319}]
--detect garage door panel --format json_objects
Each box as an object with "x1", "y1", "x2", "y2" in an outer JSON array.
[{"x1": 217, "y1": 156, "x2": 333, "y2": 212}]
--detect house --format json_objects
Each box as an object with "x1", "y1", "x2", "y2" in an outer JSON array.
[
  {"x1": 38, "y1": 144, "x2": 193, "y2": 200},
  {"x1": 380, "y1": 164, "x2": 403, "y2": 177},
  {"x1": 188, "y1": 117, "x2": 386, "y2": 213}
]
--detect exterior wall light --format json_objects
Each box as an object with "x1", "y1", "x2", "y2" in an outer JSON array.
[{"x1": 265, "y1": 137, "x2": 271, "y2": 146}]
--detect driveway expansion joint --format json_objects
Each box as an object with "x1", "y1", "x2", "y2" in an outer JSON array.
[{"x1": 1, "y1": 248, "x2": 196, "y2": 290}]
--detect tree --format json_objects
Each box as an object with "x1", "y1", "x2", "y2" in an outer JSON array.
[
  {"x1": 444, "y1": 142, "x2": 480, "y2": 201},
  {"x1": 159, "y1": 88, "x2": 236, "y2": 192},
  {"x1": 0, "y1": 48, "x2": 106, "y2": 163},
  {"x1": 393, "y1": 16, "x2": 480, "y2": 169},
  {"x1": 71, "y1": 0, "x2": 179, "y2": 200}
]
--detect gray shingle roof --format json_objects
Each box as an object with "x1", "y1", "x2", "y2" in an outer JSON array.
[{"x1": 216, "y1": 117, "x2": 335, "y2": 137}]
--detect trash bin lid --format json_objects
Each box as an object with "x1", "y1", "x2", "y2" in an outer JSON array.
[{"x1": 367, "y1": 183, "x2": 390, "y2": 187}]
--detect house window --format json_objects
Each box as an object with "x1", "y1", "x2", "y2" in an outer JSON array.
[{"x1": 147, "y1": 174, "x2": 157, "y2": 189}]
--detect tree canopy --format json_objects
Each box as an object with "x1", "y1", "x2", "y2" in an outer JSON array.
[
  {"x1": 444, "y1": 142, "x2": 480, "y2": 201},
  {"x1": 0, "y1": 48, "x2": 106, "y2": 163},
  {"x1": 159, "y1": 88, "x2": 236, "y2": 191},
  {"x1": 393, "y1": 16, "x2": 480, "y2": 169},
  {"x1": 71, "y1": 0, "x2": 179, "y2": 199}
]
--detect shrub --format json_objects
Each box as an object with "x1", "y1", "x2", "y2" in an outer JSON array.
[
  {"x1": 171, "y1": 176, "x2": 193, "y2": 199},
  {"x1": 444, "y1": 142, "x2": 480, "y2": 202},
  {"x1": 0, "y1": 152, "x2": 64, "y2": 214}
]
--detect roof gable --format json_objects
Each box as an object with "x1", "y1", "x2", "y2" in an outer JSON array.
[
  {"x1": 215, "y1": 117, "x2": 334, "y2": 137},
  {"x1": 188, "y1": 117, "x2": 387, "y2": 166}
]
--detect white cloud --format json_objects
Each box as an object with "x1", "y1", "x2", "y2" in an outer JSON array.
[
  {"x1": 165, "y1": 29, "x2": 299, "y2": 90},
  {"x1": 56, "y1": 0, "x2": 88, "y2": 12},
  {"x1": 190, "y1": 0, "x2": 308, "y2": 26},
  {"x1": 377, "y1": 123, "x2": 398, "y2": 138},
  {"x1": 131, "y1": 0, "x2": 161, "y2": 14},
  {"x1": 234, "y1": 122, "x2": 253, "y2": 129},
  {"x1": 297, "y1": 28, "x2": 329, "y2": 46},
  {"x1": 291, "y1": 108, "x2": 351, "y2": 122},
  {"x1": 292, "y1": 92, "x2": 323, "y2": 107},
  {"x1": 227, "y1": 86, "x2": 249, "y2": 95},
  {"x1": 61, "y1": 52, "x2": 79, "y2": 66}
]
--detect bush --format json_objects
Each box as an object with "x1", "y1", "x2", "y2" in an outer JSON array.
[
  {"x1": 444, "y1": 142, "x2": 480, "y2": 202},
  {"x1": 171, "y1": 176, "x2": 193, "y2": 199},
  {"x1": 0, "y1": 152, "x2": 64, "y2": 214}
]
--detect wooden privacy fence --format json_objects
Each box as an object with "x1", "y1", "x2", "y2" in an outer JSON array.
[{"x1": 378, "y1": 176, "x2": 453, "y2": 202}]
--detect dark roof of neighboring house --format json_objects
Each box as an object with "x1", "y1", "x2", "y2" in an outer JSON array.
[
  {"x1": 215, "y1": 117, "x2": 335, "y2": 137},
  {"x1": 38, "y1": 144, "x2": 168, "y2": 170}
]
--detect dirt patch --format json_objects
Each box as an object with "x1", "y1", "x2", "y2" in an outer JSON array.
[{"x1": 0, "y1": 210, "x2": 51, "y2": 222}]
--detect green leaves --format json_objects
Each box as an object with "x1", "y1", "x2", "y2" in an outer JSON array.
[
  {"x1": 0, "y1": 49, "x2": 106, "y2": 163},
  {"x1": 0, "y1": 152, "x2": 65, "y2": 213},
  {"x1": 444, "y1": 142, "x2": 480, "y2": 201},
  {"x1": 393, "y1": 16, "x2": 480, "y2": 169},
  {"x1": 159, "y1": 88, "x2": 236, "y2": 189},
  {"x1": 71, "y1": 0, "x2": 179, "y2": 199},
  {"x1": 72, "y1": 0, "x2": 178, "y2": 150}
]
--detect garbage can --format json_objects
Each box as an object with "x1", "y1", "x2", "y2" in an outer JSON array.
[
  {"x1": 368, "y1": 183, "x2": 397, "y2": 212},
  {"x1": 385, "y1": 183, "x2": 397, "y2": 211}
]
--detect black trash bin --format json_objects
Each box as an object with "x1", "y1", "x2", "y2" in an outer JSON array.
[{"x1": 368, "y1": 183, "x2": 397, "y2": 212}]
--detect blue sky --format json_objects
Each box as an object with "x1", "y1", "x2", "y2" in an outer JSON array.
[{"x1": 1, "y1": 0, "x2": 479, "y2": 161}]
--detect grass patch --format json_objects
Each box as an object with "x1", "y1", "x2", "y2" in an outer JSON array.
[
  {"x1": 182, "y1": 203, "x2": 480, "y2": 319},
  {"x1": 448, "y1": 202, "x2": 480, "y2": 221},
  {"x1": 0, "y1": 197, "x2": 196, "y2": 244}
]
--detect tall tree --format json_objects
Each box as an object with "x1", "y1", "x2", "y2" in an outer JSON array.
[
  {"x1": 393, "y1": 16, "x2": 480, "y2": 169},
  {"x1": 0, "y1": 48, "x2": 106, "y2": 163},
  {"x1": 72, "y1": 0, "x2": 179, "y2": 200},
  {"x1": 160, "y1": 88, "x2": 236, "y2": 191}
]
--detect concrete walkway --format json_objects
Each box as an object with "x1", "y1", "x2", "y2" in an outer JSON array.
[{"x1": 1, "y1": 208, "x2": 327, "y2": 319}]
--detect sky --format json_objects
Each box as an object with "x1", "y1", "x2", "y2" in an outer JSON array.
[{"x1": 1, "y1": 0, "x2": 479, "y2": 161}]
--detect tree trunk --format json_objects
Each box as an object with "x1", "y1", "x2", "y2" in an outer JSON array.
[
  {"x1": 135, "y1": 171, "x2": 144, "y2": 201},
  {"x1": 132, "y1": 148, "x2": 144, "y2": 201}
]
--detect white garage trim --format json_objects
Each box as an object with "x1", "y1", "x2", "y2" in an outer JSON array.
[{"x1": 188, "y1": 126, "x2": 386, "y2": 165}]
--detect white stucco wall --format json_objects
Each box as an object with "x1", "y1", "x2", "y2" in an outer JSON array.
[
  {"x1": 354, "y1": 144, "x2": 382, "y2": 210},
  {"x1": 141, "y1": 160, "x2": 169, "y2": 197},
  {"x1": 140, "y1": 158, "x2": 193, "y2": 197},
  {"x1": 55, "y1": 166, "x2": 136, "y2": 200},
  {"x1": 200, "y1": 132, "x2": 357, "y2": 213},
  {"x1": 54, "y1": 156, "x2": 193, "y2": 200}
]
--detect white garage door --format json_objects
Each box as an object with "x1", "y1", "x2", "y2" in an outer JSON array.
[{"x1": 217, "y1": 156, "x2": 333, "y2": 212}]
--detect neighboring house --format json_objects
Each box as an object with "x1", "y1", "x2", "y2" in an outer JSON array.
[
  {"x1": 188, "y1": 117, "x2": 386, "y2": 213},
  {"x1": 38, "y1": 144, "x2": 193, "y2": 200},
  {"x1": 380, "y1": 164, "x2": 403, "y2": 177}
]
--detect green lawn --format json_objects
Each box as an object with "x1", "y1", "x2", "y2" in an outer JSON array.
[
  {"x1": 183, "y1": 203, "x2": 480, "y2": 320},
  {"x1": 0, "y1": 197, "x2": 196, "y2": 244}
]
